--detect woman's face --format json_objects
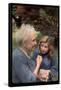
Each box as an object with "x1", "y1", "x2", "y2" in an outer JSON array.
[{"x1": 40, "y1": 42, "x2": 49, "y2": 54}]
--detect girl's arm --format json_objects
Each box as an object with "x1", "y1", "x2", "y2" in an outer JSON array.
[{"x1": 49, "y1": 57, "x2": 58, "y2": 81}]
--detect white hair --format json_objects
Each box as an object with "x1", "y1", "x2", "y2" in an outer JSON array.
[{"x1": 15, "y1": 23, "x2": 37, "y2": 46}]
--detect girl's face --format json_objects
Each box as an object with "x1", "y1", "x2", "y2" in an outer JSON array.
[{"x1": 40, "y1": 42, "x2": 49, "y2": 54}]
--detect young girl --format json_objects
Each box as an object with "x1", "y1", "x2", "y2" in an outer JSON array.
[{"x1": 32, "y1": 36, "x2": 58, "y2": 82}]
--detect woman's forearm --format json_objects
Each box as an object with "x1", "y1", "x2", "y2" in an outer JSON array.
[{"x1": 33, "y1": 65, "x2": 40, "y2": 78}]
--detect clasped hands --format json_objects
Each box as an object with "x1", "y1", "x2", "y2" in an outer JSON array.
[
  {"x1": 36, "y1": 55, "x2": 50, "y2": 82},
  {"x1": 39, "y1": 69, "x2": 50, "y2": 81}
]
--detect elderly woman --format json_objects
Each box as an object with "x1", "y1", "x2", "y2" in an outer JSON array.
[{"x1": 12, "y1": 24, "x2": 42, "y2": 83}]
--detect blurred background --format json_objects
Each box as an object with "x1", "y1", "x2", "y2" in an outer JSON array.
[{"x1": 11, "y1": 4, "x2": 59, "y2": 61}]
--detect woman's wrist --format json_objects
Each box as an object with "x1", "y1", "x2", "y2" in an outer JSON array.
[{"x1": 33, "y1": 65, "x2": 40, "y2": 76}]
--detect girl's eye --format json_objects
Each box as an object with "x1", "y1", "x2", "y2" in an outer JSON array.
[
  {"x1": 41, "y1": 44, "x2": 44, "y2": 47},
  {"x1": 45, "y1": 46, "x2": 48, "y2": 48},
  {"x1": 41, "y1": 44, "x2": 48, "y2": 48}
]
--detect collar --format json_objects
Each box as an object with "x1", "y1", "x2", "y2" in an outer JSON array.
[
  {"x1": 39, "y1": 52, "x2": 48, "y2": 58},
  {"x1": 19, "y1": 47, "x2": 31, "y2": 59}
]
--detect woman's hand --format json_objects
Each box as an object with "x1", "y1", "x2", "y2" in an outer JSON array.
[{"x1": 36, "y1": 55, "x2": 42, "y2": 67}]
